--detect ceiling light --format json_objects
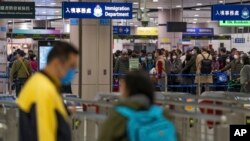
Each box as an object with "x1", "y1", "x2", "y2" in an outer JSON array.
[
  {"x1": 55, "y1": 10, "x2": 60, "y2": 13},
  {"x1": 42, "y1": 11, "x2": 46, "y2": 14},
  {"x1": 207, "y1": 20, "x2": 210, "y2": 23},
  {"x1": 196, "y1": 8, "x2": 201, "y2": 11},
  {"x1": 8, "y1": 20, "x2": 12, "y2": 22},
  {"x1": 219, "y1": 0, "x2": 224, "y2": 3},
  {"x1": 157, "y1": 7, "x2": 163, "y2": 9},
  {"x1": 130, "y1": 22, "x2": 133, "y2": 25},
  {"x1": 133, "y1": 2, "x2": 139, "y2": 5},
  {"x1": 153, "y1": 0, "x2": 158, "y2": 2},
  {"x1": 193, "y1": 18, "x2": 198, "y2": 21},
  {"x1": 194, "y1": 14, "x2": 199, "y2": 17},
  {"x1": 193, "y1": 21, "x2": 197, "y2": 24},
  {"x1": 51, "y1": 2, "x2": 56, "y2": 5},
  {"x1": 196, "y1": 3, "x2": 202, "y2": 6},
  {"x1": 176, "y1": 5, "x2": 182, "y2": 8}
]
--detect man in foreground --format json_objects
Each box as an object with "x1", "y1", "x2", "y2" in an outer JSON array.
[{"x1": 17, "y1": 41, "x2": 78, "y2": 141}]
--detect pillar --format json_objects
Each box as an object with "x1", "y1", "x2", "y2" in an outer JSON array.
[
  {"x1": 158, "y1": 9, "x2": 182, "y2": 50},
  {"x1": 0, "y1": 11, "x2": 7, "y2": 93},
  {"x1": 70, "y1": 0, "x2": 112, "y2": 100}
]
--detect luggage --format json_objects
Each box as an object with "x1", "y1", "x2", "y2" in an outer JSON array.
[{"x1": 116, "y1": 105, "x2": 177, "y2": 141}]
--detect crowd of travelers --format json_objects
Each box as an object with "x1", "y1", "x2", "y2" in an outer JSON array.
[{"x1": 113, "y1": 47, "x2": 250, "y2": 93}]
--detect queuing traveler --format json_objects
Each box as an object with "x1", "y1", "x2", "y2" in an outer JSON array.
[
  {"x1": 17, "y1": 41, "x2": 78, "y2": 141},
  {"x1": 240, "y1": 55, "x2": 250, "y2": 93},
  {"x1": 29, "y1": 54, "x2": 38, "y2": 72},
  {"x1": 114, "y1": 49, "x2": 129, "y2": 75},
  {"x1": 98, "y1": 71, "x2": 177, "y2": 141},
  {"x1": 10, "y1": 50, "x2": 32, "y2": 96},
  {"x1": 220, "y1": 51, "x2": 243, "y2": 80},
  {"x1": 195, "y1": 47, "x2": 213, "y2": 93},
  {"x1": 155, "y1": 49, "x2": 166, "y2": 91}
]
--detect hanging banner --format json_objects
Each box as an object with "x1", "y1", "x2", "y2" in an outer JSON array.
[
  {"x1": 183, "y1": 28, "x2": 214, "y2": 36},
  {"x1": 212, "y1": 4, "x2": 250, "y2": 20},
  {"x1": 136, "y1": 27, "x2": 158, "y2": 36},
  {"x1": 219, "y1": 20, "x2": 250, "y2": 26},
  {"x1": 0, "y1": 2, "x2": 35, "y2": 19},
  {"x1": 62, "y1": 2, "x2": 132, "y2": 19},
  {"x1": 113, "y1": 26, "x2": 130, "y2": 35}
]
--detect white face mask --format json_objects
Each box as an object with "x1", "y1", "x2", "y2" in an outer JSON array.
[
  {"x1": 173, "y1": 56, "x2": 177, "y2": 59},
  {"x1": 240, "y1": 60, "x2": 244, "y2": 64},
  {"x1": 226, "y1": 59, "x2": 230, "y2": 63},
  {"x1": 234, "y1": 55, "x2": 239, "y2": 59},
  {"x1": 192, "y1": 50, "x2": 196, "y2": 54}
]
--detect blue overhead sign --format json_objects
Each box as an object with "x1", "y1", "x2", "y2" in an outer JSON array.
[
  {"x1": 235, "y1": 38, "x2": 245, "y2": 43},
  {"x1": 212, "y1": 4, "x2": 250, "y2": 20},
  {"x1": 62, "y1": 2, "x2": 133, "y2": 19},
  {"x1": 113, "y1": 26, "x2": 130, "y2": 35},
  {"x1": 183, "y1": 28, "x2": 214, "y2": 36}
]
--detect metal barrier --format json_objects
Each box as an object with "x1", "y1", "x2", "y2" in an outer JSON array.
[
  {"x1": 113, "y1": 73, "x2": 241, "y2": 95},
  {"x1": 0, "y1": 91, "x2": 249, "y2": 141}
]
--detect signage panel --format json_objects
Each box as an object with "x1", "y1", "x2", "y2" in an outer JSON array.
[
  {"x1": 212, "y1": 4, "x2": 250, "y2": 20},
  {"x1": 62, "y1": 2, "x2": 132, "y2": 19},
  {"x1": 219, "y1": 20, "x2": 250, "y2": 26},
  {"x1": 100, "y1": 19, "x2": 110, "y2": 25},
  {"x1": 113, "y1": 26, "x2": 130, "y2": 35},
  {"x1": 235, "y1": 38, "x2": 245, "y2": 43},
  {"x1": 183, "y1": 28, "x2": 214, "y2": 36},
  {"x1": 136, "y1": 27, "x2": 158, "y2": 36},
  {"x1": 12, "y1": 29, "x2": 61, "y2": 34},
  {"x1": 70, "y1": 19, "x2": 79, "y2": 25},
  {"x1": 0, "y1": 26, "x2": 7, "y2": 32},
  {"x1": 0, "y1": 2, "x2": 35, "y2": 19}
]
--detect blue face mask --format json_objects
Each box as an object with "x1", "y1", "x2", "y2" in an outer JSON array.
[{"x1": 61, "y1": 69, "x2": 76, "y2": 85}]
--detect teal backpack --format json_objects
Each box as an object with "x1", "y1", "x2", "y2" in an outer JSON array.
[{"x1": 116, "y1": 105, "x2": 177, "y2": 141}]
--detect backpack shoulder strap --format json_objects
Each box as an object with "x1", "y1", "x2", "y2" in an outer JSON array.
[
  {"x1": 149, "y1": 105, "x2": 165, "y2": 118},
  {"x1": 201, "y1": 53, "x2": 205, "y2": 60},
  {"x1": 207, "y1": 54, "x2": 211, "y2": 60},
  {"x1": 116, "y1": 106, "x2": 136, "y2": 119}
]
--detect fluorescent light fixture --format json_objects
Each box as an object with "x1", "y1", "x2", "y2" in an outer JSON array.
[
  {"x1": 193, "y1": 18, "x2": 198, "y2": 21},
  {"x1": 8, "y1": 20, "x2": 12, "y2": 22},
  {"x1": 194, "y1": 14, "x2": 199, "y2": 17},
  {"x1": 219, "y1": 0, "x2": 224, "y2": 3},
  {"x1": 130, "y1": 22, "x2": 133, "y2": 25},
  {"x1": 55, "y1": 10, "x2": 60, "y2": 13},
  {"x1": 153, "y1": 0, "x2": 158, "y2": 2},
  {"x1": 196, "y1": 8, "x2": 201, "y2": 11},
  {"x1": 42, "y1": 11, "x2": 46, "y2": 14},
  {"x1": 193, "y1": 21, "x2": 197, "y2": 24},
  {"x1": 51, "y1": 2, "x2": 56, "y2": 5},
  {"x1": 176, "y1": 5, "x2": 182, "y2": 8},
  {"x1": 157, "y1": 7, "x2": 163, "y2": 9},
  {"x1": 196, "y1": 3, "x2": 202, "y2": 6},
  {"x1": 133, "y1": 2, "x2": 139, "y2": 5}
]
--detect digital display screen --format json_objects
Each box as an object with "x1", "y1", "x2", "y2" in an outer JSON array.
[{"x1": 39, "y1": 46, "x2": 53, "y2": 70}]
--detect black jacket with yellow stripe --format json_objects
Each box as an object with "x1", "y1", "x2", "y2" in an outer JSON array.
[{"x1": 17, "y1": 71, "x2": 71, "y2": 141}]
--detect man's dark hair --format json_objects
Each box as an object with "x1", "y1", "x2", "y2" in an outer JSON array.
[
  {"x1": 156, "y1": 49, "x2": 163, "y2": 56},
  {"x1": 17, "y1": 50, "x2": 26, "y2": 57},
  {"x1": 220, "y1": 47, "x2": 227, "y2": 53},
  {"x1": 47, "y1": 41, "x2": 78, "y2": 64},
  {"x1": 242, "y1": 55, "x2": 250, "y2": 65},
  {"x1": 121, "y1": 71, "x2": 154, "y2": 105}
]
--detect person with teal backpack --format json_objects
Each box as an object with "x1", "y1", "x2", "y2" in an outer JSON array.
[{"x1": 98, "y1": 71, "x2": 177, "y2": 141}]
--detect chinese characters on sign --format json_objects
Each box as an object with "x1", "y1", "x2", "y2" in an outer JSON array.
[
  {"x1": 183, "y1": 28, "x2": 214, "y2": 36},
  {"x1": 0, "y1": 2, "x2": 35, "y2": 19},
  {"x1": 62, "y1": 2, "x2": 132, "y2": 19},
  {"x1": 212, "y1": 5, "x2": 250, "y2": 20}
]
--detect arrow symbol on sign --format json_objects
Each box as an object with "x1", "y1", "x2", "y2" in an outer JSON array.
[{"x1": 125, "y1": 28, "x2": 129, "y2": 33}]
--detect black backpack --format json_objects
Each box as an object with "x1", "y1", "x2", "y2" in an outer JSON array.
[{"x1": 200, "y1": 54, "x2": 212, "y2": 74}]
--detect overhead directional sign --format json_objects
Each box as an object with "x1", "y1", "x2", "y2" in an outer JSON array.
[
  {"x1": 113, "y1": 26, "x2": 130, "y2": 35},
  {"x1": 219, "y1": 20, "x2": 250, "y2": 26},
  {"x1": 62, "y1": 2, "x2": 132, "y2": 19},
  {"x1": 0, "y1": 2, "x2": 35, "y2": 19},
  {"x1": 212, "y1": 4, "x2": 250, "y2": 20},
  {"x1": 183, "y1": 28, "x2": 214, "y2": 36}
]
